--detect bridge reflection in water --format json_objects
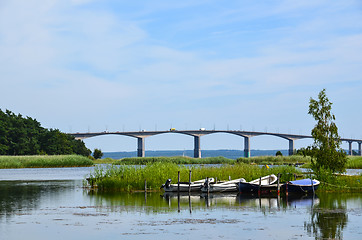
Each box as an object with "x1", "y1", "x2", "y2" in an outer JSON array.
[{"x1": 70, "y1": 130, "x2": 362, "y2": 158}]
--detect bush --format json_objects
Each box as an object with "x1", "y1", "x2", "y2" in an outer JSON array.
[
  {"x1": 276, "y1": 151, "x2": 283, "y2": 156},
  {"x1": 93, "y1": 148, "x2": 103, "y2": 159}
]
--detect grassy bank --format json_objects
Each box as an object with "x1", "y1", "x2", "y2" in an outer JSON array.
[
  {"x1": 236, "y1": 155, "x2": 311, "y2": 165},
  {"x1": 301, "y1": 156, "x2": 362, "y2": 169},
  {"x1": 318, "y1": 174, "x2": 362, "y2": 192},
  {"x1": 93, "y1": 158, "x2": 117, "y2": 164},
  {"x1": 103, "y1": 155, "x2": 311, "y2": 166},
  {"x1": 85, "y1": 162, "x2": 301, "y2": 192},
  {"x1": 345, "y1": 156, "x2": 362, "y2": 169},
  {"x1": 113, "y1": 156, "x2": 235, "y2": 165},
  {"x1": 0, "y1": 155, "x2": 94, "y2": 168}
]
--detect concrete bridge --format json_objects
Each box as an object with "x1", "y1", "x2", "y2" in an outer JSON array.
[{"x1": 70, "y1": 130, "x2": 362, "y2": 158}]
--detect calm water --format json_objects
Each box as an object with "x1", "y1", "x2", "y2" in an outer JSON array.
[
  {"x1": 103, "y1": 149, "x2": 291, "y2": 159},
  {"x1": 1, "y1": 167, "x2": 362, "y2": 240}
]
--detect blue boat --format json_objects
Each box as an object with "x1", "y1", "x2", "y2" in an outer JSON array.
[{"x1": 283, "y1": 178, "x2": 320, "y2": 194}]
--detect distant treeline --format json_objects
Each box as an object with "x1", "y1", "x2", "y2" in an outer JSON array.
[{"x1": 0, "y1": 109, "x2": 90, "y2": 156}]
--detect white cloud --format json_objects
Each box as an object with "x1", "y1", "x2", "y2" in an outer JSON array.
[{"x1": 1, "y1": 0, "x2": 361, "y2": 150}]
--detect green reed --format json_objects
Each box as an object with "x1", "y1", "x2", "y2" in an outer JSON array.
[
  {"x1": 345, "y1": 156, "x2": 362, "y2": 169},
  {"x1": 113, "y1": 156, "x2": 235, "y2": 165},
  {"x1": 0, "y1": 155, "x2": 93, "y2": 168},
  {"x1": 318, "y1": 174, "x2": 362, "y2": 192},
  {"x1": 85, "y1": 162, "x2": 301, "y2": 192},
  {"x1": 236, "y1": 155, "x2": 311, "y2": 165},
  {"x1": 301, "y1": 156, "x2": 362, "y2": 169}
]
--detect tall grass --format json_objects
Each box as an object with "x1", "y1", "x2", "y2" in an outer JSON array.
[
  {"x1": 318, "y1": 174, "x2": 362, "y2": 192},
  {"x1": 236, "y1": 155, "x2": 311, "y2": 165},
  {"x1": 301, "y1": 156, "x2": 362, "y2": 169},
  {"x1": 86, "y1": 162, "x2": 301, "y2": 192},
  {"x1": 345, "y1": 156, "x2": 362, "y2": 169},
  {"x1": 0, "y1": 155, "x2": 93, "y2": 168},
  {"x1": 113, "y1": 156, "x2": 235, "y2": 165}
]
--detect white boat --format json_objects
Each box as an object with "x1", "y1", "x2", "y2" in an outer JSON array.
[
  {"x1": 201, "y1": 178, "x2": 246, "y2": 193},
  {"x1": 249, "y1": 174, "x2": 278, "y2": 185},
  {"x1": 161, "y1": 178, "x2": 215, "y2": 192},
  {"x1": 238, "y1": 174, "x2": 278, "y2": 193}
]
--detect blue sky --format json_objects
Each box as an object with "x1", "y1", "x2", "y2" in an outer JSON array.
[{"x1": 1, "y1": 0, "x2": 362, "y2": 152}]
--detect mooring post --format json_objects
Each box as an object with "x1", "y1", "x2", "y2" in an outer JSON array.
[
  {"x1": 206, "y1": 177, "x2": 209, "y2": 195},
  {"x1": 259, "y1": 195, "x2": 262, "y2": 208},
  {"x1": 144, "y1": 179, "x2": 147, "y2": 192},
  {"x1": 258, "y1": 176, "x2": 261, "y2": 196},
  {"x1": 177, "y1": 171, "x2": 180, "y2": 193},
  {"x1": 311, "y1": 178, "x2": 314, "y2": 195},
  {"x1": 189, "y1": 170, "x2": 192, "y2": 193},
  {"x1": 294, "y1": 173, "x2": 296, "y2": 181},
  {"x1": 229, "y1": 176, "x2": 231, "y2": 181},
  {"x1": 177, "y1": 193, "x2": 180, "y2": 213},
  {"x1": 277, "y1": 173, "x2": 280, "y2": 195},
  {"x1": 188, "y1": 194, "x2": 192, "y2": 213}
]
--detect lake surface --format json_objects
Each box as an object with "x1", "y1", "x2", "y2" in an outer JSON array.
[
  {"x1": 1, "y1": 167, "x2": 362, "y2": 240},
  {"x1": 103, "y1": 149, "x2": 291, "y2": 159}
]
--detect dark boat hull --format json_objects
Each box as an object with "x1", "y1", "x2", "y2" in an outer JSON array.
[{"x1": 238, "y1": 182, "x2": 279, "y2": 193}]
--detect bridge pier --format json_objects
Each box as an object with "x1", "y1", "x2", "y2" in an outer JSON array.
[
  {"x1": 348, "y1": 141, "x2": 353, "y2": 156},
  {"x1": 359, "y1": 142, "x2": 362, "y2": 156},
  {"x1": 244, "y1": 136, "x2": 250, "y2": 158},
  {"x1": 288, "y1": 139, "x2": 294, "y2": 156},
  {"x1": 137, "y1": 137, "x2": 145, "y2": 157},
  {"x1": 194, "y1": 136, "x2": 201, "y2": 158}
]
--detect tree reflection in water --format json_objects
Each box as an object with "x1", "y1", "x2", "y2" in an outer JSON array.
[{"x1": 305, "y1": 193, "x2": 348, "y2": 239}]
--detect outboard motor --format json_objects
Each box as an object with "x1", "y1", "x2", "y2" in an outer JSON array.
[
  {"x1": 203, "y1": 177, "x2": 211, "y2": 189},
  {"x1": 160, "y1": 178, "x2": 172, "y2": 189}
]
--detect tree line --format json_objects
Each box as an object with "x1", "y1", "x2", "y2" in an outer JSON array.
[{"x1": 0, "y1": 109, "x2": 91, "y2": 156}]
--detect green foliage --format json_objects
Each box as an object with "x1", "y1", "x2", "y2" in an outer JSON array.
[
  {"x1": 0, "y1": 109, "x2": 91, "y2": 156},
  {"x1": 296, "y1": 147, "x2": 314, "y2": 156},
  {"x1": 308, "y1": 89, "x2": 347, "y2": 174},
  {"x1": 93, "y1": 148, "x2": 103, "y2": 159},
  {"x1": 275, "y1": 151, "x2": 283, "y2": 156},
  {"x1": 0, "y1": 155, "x2": 93, "y2": 168}
]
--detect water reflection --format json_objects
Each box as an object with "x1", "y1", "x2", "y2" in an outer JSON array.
[
  {"x1": 85, "y1": 189, "x2": 323, "y2": 214},
  {"x1": 1, "y1": 179, "x2": 362, "y2": 240},
  {"x1": 0, "y1": 180, "x2": 78, "y2": 219},
  {"x1": 160, "y1": 192, "x2": 321, "y2": 211},
  {"x1": 305, "y1": 193, "x2": 349, "y2": 239}
]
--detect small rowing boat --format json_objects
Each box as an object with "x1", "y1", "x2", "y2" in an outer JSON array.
[
  {"x1": 283, "y1": 178, "x2": 320, "y2": 194},
  {"x1": 201, "y1": 178, "x2": 246, "y2": 193},
  {"x1": 161, "y1": 178, "x2": 215, "y2": 192},
  {"x1": 238, "y1": 174, "x2": 278, "y2": 193}
]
